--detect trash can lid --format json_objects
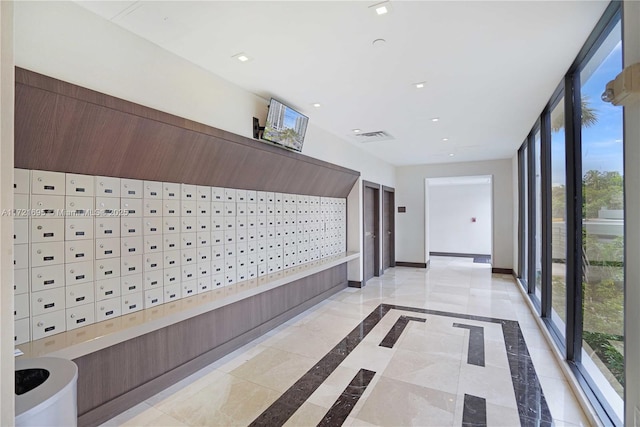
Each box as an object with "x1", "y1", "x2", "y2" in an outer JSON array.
[{"x1": 15, "y1": 357, "x2": 78, "y2": 418}]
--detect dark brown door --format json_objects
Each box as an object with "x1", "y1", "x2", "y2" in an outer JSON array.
[
  {"x1": 363, "y1": 182, "x2": 380, "y2": 284},
  {"x1": 382, "y1": 187, "x2": 395, "y2": 271}
]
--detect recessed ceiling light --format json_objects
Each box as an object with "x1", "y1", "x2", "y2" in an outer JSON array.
[
  {"x1": 449, "y1": 153, "x2": 455, "y2": 157},
  {"x1": 442, "y1": 138, "x2": 449, "y2": 141},
  {"x1": 353, "y1": 129, "x2": 361, "y2": 133},
  {"x1": 369, "y1": 1, "x2": 391, "y2": 15},
  {"x1": 232, "y1": 52, "x2": 251, "y2": 62},
  {"x1": 431, "y1": 118, "x2": 440, "y2": 122},
  {"x1": 313, "y1": 103, "x2": 321, "y2": 108},
  {"x1": 415, "y1": 82, "x2": 425, "y2": 89}
]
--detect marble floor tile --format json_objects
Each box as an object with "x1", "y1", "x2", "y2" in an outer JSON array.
[
  {"x1": 227, "y1": 346, "x2": 318, "y2": 393},
  {"x1": 381, "y1": 348, "x2": 462, "y2": 394},
  {"x1": 283, "y1": 401, "x2": 329, "y2": 427},
  {"x1": 451, "y1": 396, "x2": 523, "y2": 427},
  {"x1": 419, "y1": 300, "x2": 470, "y2": 314},
  {"x1": 144, "y1": 369, "x2": 227, "y2": 408},
  {"x1": 122, "y1": 406, "x2": 186, "y2": 427},
  {"x1": 538, "y1": 376, "x2": 592, "y2": 426},
  {"x1": 529, "y1": 347, "x2": 569, "y2": 381},
  {"x1": 306, "y1": 365, "x2": 363, "y2": 409},
  {"x1": 469, "y1": 288, "x2": 512, "y2": 300},
  {"x1": 261, "y1": 325, "x2": 343, "y2": 360},
  {"x1": 457, "y1": 363, "x2": 518, "y2": 409},
  {"x1": 484, "y1": 338, "x2": 512, "y2": 370},
  {"x1": 466, "y1": 300, "x2": 518, "y2": 319},
  {"x1": 520, "y1": 325, "x2": 556, "y2": 351},
  {"x1": 98, "y1": 403, "x2": 158, "y2": 427},
  {"x1": 153, "y1": 373, "x2": 281, "y2": 426},
  {"x1": 101, "y1": 257, "x2": 590, "y2": 427},
  {"x1": 342, "y1": 415, "x2": 378, "y2": 426},
  {"x1": 431, "y1": 284, "x2": 472, "y2": 295},
  {"x1": 353, "y1": 376, "x2": 458, "y2": 426},
  {"x1": 295, "y1": 311, "x2": 362, "y2": 338},
  {"x1": 340, "y1": 341, "x2": 397, "y2": 373}
]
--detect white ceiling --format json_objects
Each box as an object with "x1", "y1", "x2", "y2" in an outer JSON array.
[{"x1": 75, "y1": 0, "x2": 609, "y2": 166}]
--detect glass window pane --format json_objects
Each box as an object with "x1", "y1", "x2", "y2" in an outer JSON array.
[
  {"x1": 534, "y1": 131, "x2": 542, "y2": 302},
  {"x1": 579, "y1": 19, "x2": 623, "y2": 419},
  {"x1": 522, "y1": 145, "x2": 529, "y2": 287},
  {"x1": 550, "y1": 97, "x2": 567, "y2": 339}
]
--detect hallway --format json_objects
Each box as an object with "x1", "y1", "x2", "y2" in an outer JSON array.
[{"x1": 101, "y1": 257, "x2": 590, "y2": 426}]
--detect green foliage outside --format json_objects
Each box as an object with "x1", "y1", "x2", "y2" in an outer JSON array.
[
  {"x1": 582, "y1": 170, "x2": 624, "y2": 218},
  {"x1": 550, "y1": 166, "x2": 624, "y2": 389},
  {"x1": 583, "y1": 331, "x2": 624, "y2": 387},
  {"x1": 551, "y1": 170, "x2": 623, "y2": 220},
  {"x1": 551, "y1": 96, "x2": 598, "y2": 133},
  {"x1": 548, "y1": 96, "x2": 624, "y2": 392}
]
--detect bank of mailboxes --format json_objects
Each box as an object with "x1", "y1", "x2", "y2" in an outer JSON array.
[{"x1": 13, "y1": 169, "x2": 346, "y2": 345}]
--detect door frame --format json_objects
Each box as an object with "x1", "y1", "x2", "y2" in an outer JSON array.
[
  {"x1": 363, "y1": 180, "x2": 381, "y2": 283},
  {"x1": 425, "y1": 175, "x2": 494, "y2": 263},
  {"x1": 382, "y1": 185, "x2": 396, "y2": 270}
]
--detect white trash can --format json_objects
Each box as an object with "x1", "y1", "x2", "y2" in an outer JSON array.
[{"x1": 15, "y1": 357, "x2": 78, "y2": 427}]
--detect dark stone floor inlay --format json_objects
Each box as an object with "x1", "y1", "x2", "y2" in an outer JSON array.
[
  {"x1": 317, "y1": 369, "x2": 376, "y2": 426},
  {"x1": 462, "y1": 393, "x2": 487, "y2": 427},
  {"x1": 379, "y1": 315, "x2": 426, "y2": 348},
  {"x1": 248, "y1": 306, "x2": 391, "y2": 426},
  {"x1": 453, "y1": 323, "x2": 486, "y2": 367},
  {"x1": 249, "y1": 304, "x2": 553, "y2": 427}
]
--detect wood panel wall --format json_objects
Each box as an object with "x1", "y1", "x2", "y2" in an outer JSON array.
[
  {"x1": 14, "y1": 68, "x2": 359, "y2": 197},
  {"x1": 14, "y1": 68, "x2": 357, "y2": 425},
  {"x1": 75, "y1": 264, "x2": 347, "y2": 427}
]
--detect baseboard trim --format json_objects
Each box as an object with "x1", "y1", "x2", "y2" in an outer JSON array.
[
  {"x1": 395, "y1": 261, "x2": 428, "y2": 268},
  {"x1": 492, "y1": 268, "x2": 514, "y2": 275},
  {"x1": 77, "y1": 281, "x2": 347, "y2": 427},
  {"x1": 348, "y1": 280, "x2": 363, "y2": 288},
  {"x1": 429, "y1": 251, "x2": 491, "y2": 258}
]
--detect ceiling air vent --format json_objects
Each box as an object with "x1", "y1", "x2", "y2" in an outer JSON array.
[{"x1": 351, "y1": 130, "x2": 394, "y2": 143}]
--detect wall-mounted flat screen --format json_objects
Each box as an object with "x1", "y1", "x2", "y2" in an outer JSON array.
[{"x1": 263, "y1": 98, "x2": 308, "y2": 152}]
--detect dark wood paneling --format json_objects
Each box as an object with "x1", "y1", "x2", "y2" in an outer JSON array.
[
  {"x1": 492, "y1": 268, "x2": 514, "y2": 275},
  {"x1": 382, "y1": 186, "x2": 395, "y2": 270},
  {"x1": 430, "y1": 252, "x2": 491, "y2": 258},
  {"x1": 363, "y1": 181, "x2": 380, "y2": 284},
  {"x1": 73, "y1": 264, "x2": 347, "y2": 420},
  {"x1": 14, "y1": 68, "x2": 359, "y2": 197},
  {"x1": 77, "y1": 278, "x2": 347, "y2": 427},
  {"x1": 395, "y1": 262, "x2": 428, "y2": 268},
  {"x1": 348, "y1": 280, "x2": 363, "y2": 288},
  {"x1": 364, "y1": 187, "x2": 376, "y2": 283}
]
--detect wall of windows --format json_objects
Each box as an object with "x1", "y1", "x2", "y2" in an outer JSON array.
[
  {"x1": 549, "y1": 96, "x2": 567, "y2": 341},
  {"x1": 518, "y1": 3, "x2": 623, "y2": 425}
]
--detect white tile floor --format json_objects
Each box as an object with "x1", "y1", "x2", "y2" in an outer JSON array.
[{"x1": 100, "y1": 257, "x2": 591, "y2": 426}]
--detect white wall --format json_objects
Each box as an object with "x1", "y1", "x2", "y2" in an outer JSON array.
[
  {"x1": 12, "y1": 1, "x2": 395, "y2": 189},
  {"x1": 624, "y1": 1, "x2": 640, "y2": 425},
  {"x1": 512, "y1": 153, "x2": 520, "y2": 274},
  {"x1": 396, "y1": 159, "x2": 513, "y2": 270},
  {"x1": 0, "y1": 1, "x2": 14, "y2": 424},
  {"x1": 428, "y1": 183, "x2": 492, "y2": 255},
  {"x1": 424, "y1": 183, "x2": 430, "y2": 265},
  {"x1": 13, "y1": 1, "x2": 397, "y2": 286}
]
